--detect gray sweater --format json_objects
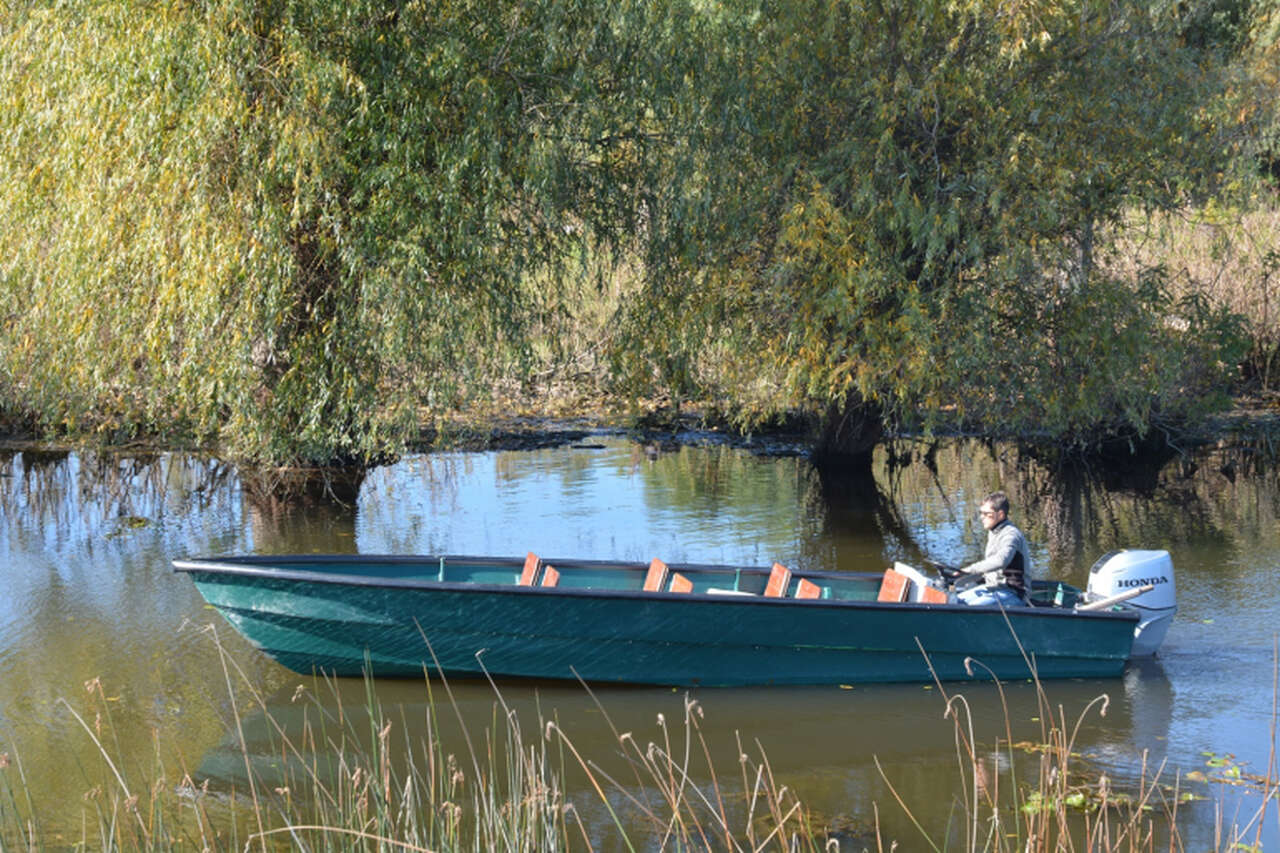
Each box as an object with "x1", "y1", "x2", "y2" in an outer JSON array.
[{"x1": 962, "y1": 520, "x2": 1030, "y2": 595}]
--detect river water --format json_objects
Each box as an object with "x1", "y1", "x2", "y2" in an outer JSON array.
[{"x1": 2, "y1": 435, "x2": 1278, "y2": 848}]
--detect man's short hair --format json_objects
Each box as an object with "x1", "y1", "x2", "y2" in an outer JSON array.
[{"x1": 983, "y1": 491, "x2": 1010, "y2": 514}]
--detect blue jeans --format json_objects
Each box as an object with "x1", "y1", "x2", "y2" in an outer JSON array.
[{"x1": 958, "y1": 585, "x2": 1027, "y2": 608}]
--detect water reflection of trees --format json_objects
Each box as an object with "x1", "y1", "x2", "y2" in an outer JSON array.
[
  {"x1": 1020, "y1": 445, "x2": 1277, "y2": 575},
  {"x1": 803, "y1": 459, "x2": 922, "y2": 571},
  {"x1": 865, "y1": 438, "x2": 1280, "y2": 581},
  {"x1": 0, "y1": 450, "x2": 237, "y2": 546},
  {"x1": 0, "y1": 449, "x2": 377, "y2": 553},
  {"x1": 5, "y1": 435, "x2": 1275, "y2": 577}
]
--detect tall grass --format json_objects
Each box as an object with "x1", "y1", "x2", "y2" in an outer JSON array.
[
  {"x1": 0, "y1": 626, "x2": 823, "y2": 851},
  {"x1": 881, "y1": 660, "x2": 1184, "y2": 852},
  {"x1": 1115, "y1": 204, "x2": 1280, "y2": 393},
  {"x1": 874, "y1": 639, "x2": 1280, "y2": 853},
  {"x1": 2, "y1": 628, "x2": 1277, "y2": 851}
]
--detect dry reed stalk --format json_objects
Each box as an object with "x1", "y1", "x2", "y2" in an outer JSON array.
[
  {"x1": 1112, "y1": 206, "x2": 1280, "y2": 389},
  {"x1": 10, "y1": 623, "x2": 1280, "y2": 851}
]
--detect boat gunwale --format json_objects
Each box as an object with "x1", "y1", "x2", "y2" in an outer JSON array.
[{"x1": 172, "y1": 555, "x2": 1141, "y2": 622}]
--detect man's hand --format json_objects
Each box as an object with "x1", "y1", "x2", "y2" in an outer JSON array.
[{"x1": 931, "y1": 562, "x2": 964, "y2": 581}]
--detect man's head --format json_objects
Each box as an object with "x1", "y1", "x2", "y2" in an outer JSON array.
[{"x1": 978, "y1": 491, "x2": 1010, "y2": 531}]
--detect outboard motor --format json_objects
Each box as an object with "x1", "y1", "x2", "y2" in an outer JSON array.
[{"x1": 1086, "y1": 550, "x2": 1176, "y2": 657}]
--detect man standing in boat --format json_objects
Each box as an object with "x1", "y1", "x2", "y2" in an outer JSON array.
[{"x1": 957, "y1": 491, "x2": 1030, "y2": 606}]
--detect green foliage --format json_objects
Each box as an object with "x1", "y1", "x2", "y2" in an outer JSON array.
[
  {"x1": 0, "y1": 0, "x2": 1268, "y2": 464},
  {"x1": 1241, "y1": 0, "x2": 1280, "y2": 188},
  {"x1": 1159, "y1": 0, "x2": 1256, "y2": 53},
  {"x1": 964, "y1": 264, "x2": 1248, "y2": 445},
  {"x1": 0, "y1": 0, "x2": 690, "y2": 466},
  {"x1": 617, "y1": 0, "x2": 1248, "y2": 450}
]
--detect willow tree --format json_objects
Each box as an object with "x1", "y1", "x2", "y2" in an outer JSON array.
[
  {"x1": 1242, "y1": 0, "x2": 1280, "y2": 186},
  {"x1": 0, "y1": 0, "x2": 698, "y2": 466},
  {"x1": 620, "y1": 0, "x2": 1243, "y2": 464}
]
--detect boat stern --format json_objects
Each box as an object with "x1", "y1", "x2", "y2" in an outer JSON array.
[{"x1": 1086, "y1": 549, "x2": 1176, "y2": 657}]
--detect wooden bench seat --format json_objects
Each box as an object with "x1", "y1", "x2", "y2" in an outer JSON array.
[
  {"x1": 644, "y1": 558, "x2": 670, "y2": 591},
  {"x1": 879, "y1": 566, "x2": 948, "y2": 603},
  {"x1": 518, "y1": 552, "x2": 541, "y2": 586},
  {"x1": 877, "y1": 568, "x2": 911, "y2": 602},
  {"x1": 795, "y1": 578, "x2": 821, "y2": 599},
  {"x1": 764, "y1": 562, "x2": 792, "y2": 597}
]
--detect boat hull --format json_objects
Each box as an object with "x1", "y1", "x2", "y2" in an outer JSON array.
[{"x1": 177, "y1": 555, "x2": 1141, "y2": 686}]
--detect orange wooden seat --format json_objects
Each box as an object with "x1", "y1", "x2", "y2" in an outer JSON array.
[
  {"x1": 877, "y1": 568, "x2": 911, "y2": 603},
  {"x1": 795, "y1": 578, "x2": 821, "y2": 599},
  {"x1": 764, "y1": 562, "x2": 792, "y2": 597},
  {"x1": 669, "y1": 572, "x2": 693, "y2": 593},
  {"x1": 540, "y1": 565, "x2": 561, "y2": 587},
  {"x1": 644, "y1": 558, "x2": 670, "y2": 592},
  {"x1": 918, "y1": 585, "x2": 948, "y2": 604},
  {"x1": 890, "y1": 562, "x2": 949, "y2": 603},
  {"x1": 518, "y1": 552, "x2": 541, "y2": 586}
]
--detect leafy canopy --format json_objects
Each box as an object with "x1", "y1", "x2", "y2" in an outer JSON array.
[
  {"x1": 0, "y1": 0, "x2": 1259, "y2": 465},
  {"x1": 0, "y1": 0, "x2": 700, "y2": 465},
  {"x1": 617, "y1": 0, "x2": 1246, "y2": 450}
]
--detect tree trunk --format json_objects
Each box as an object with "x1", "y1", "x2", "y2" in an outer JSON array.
[{"x1": 810, "y1": 394, "x2": 884, "y2": 473}]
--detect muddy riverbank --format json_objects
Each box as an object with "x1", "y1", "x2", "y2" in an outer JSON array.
[{"x1": 4, "y1": 391, "x2": 1279, "y2": 465}]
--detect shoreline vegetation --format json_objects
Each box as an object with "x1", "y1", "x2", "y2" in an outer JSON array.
[
  {"x1": 3, "y1": 0, "x2": 1279, "y2": 482},
  {"x1": 2, "y1": 387, "x2": 1278, "y2": 460},
  {"x1": 3, "y1": 387, "x2": 1280, "y2": 509},
  {"x1": 2, "y1": 629, "x2": 1275, "y2": 852}
]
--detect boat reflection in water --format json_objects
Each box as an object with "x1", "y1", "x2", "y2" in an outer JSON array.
[{"x1": 193, "y1": 658, "x2": 1176, "y2": 843}]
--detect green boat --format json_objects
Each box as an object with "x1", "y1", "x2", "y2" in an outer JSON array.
[{"x1": 173, "y1": 550, "x2": 1176, "y2": 686}]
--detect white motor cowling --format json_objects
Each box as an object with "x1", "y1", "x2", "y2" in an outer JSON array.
[{"x1": 1086, "y1": 549, "x2": 1176, "y2": 657}]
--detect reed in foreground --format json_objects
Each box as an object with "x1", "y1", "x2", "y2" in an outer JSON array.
[
  {"x1": 873, "y1": 640, "x2": 1280, "y2": 852},
  {"x1": 1, "y1": 626, "x2": 1276, "y2": 851},
  {"x1": 0, "y1": 626, "x2": 824, "y2": 851}
]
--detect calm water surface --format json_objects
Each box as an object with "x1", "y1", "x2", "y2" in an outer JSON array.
[{"x1": 2, "y1": 436, "x2": 1278, "y2": 848}]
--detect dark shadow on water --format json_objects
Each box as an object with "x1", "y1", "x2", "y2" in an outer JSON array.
[
  {"x1": 242, "y1": 484, "x2": 361, "y2": 554},
  {"x1": 239, "y1": 464, "x2": 367, "y2": 513},
  {"x1": 1020, "y1": 432, "x2": 1182, "y2": 498},
  {"x1": 1019, "y1": 441, "x2": 1239, "y2": 568},
  {"x1": 806, "y1": 459, "x2": 933, "y2": 569},
  {"x1": 18, "y1": 447, "x2": 70, "y2": 472}
]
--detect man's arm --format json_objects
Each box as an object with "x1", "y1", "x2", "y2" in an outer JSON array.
[{"x1": 962, "y1": 526, "x2": 1019, "y2": 576}]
